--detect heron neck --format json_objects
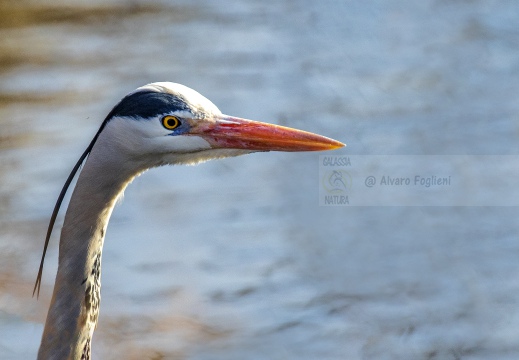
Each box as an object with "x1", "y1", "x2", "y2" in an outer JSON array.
[{"x1": 38, "y1": 149, "x2": 137, "y2": 360}]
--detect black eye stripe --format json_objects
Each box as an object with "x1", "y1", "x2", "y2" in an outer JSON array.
[{"x1": 109, "y1": 91, "x2": 189, "y2": 120}]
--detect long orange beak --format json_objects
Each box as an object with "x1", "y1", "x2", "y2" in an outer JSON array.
[{"x1": 192, "y1": 115, "x2": 344, "y2": 152}]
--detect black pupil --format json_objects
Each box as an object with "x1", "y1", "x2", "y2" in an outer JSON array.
[{"x1": 167, "y1": 118, "x2": 177, "y2": 128}]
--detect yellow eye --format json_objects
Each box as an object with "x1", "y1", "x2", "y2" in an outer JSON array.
[{"x1": 162, "y1": 115, "x2": 181, "y2": 130}]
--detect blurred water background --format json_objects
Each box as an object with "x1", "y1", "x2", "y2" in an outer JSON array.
[{"x1": 1, "y1": 0, "x2": 519, "y2": 359}]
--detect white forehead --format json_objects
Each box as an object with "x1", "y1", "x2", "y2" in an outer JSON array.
[{"x1": 133, "y1": 82, "x2": 221, "y2": 116}]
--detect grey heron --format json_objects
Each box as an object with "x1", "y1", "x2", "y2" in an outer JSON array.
[{"x1": 34, "y1": 82, "x2": 344, "y2": 359}]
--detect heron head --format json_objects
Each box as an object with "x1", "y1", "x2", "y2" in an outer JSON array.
[
  {"x1": 32, "y1": 82, "x2": 345, "y2": 298},
  {"x1": 94, "y1": 82, "x2": 344, "y2": 169}
]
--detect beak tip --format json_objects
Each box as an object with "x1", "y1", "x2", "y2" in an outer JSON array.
[{"x1": 320, "y1": 139, "x2": 345, "y2": 151}]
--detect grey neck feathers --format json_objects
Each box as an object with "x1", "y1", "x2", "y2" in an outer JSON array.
[{"x1": 37, "y1": 142, "x2": 139, "y2": 360}]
